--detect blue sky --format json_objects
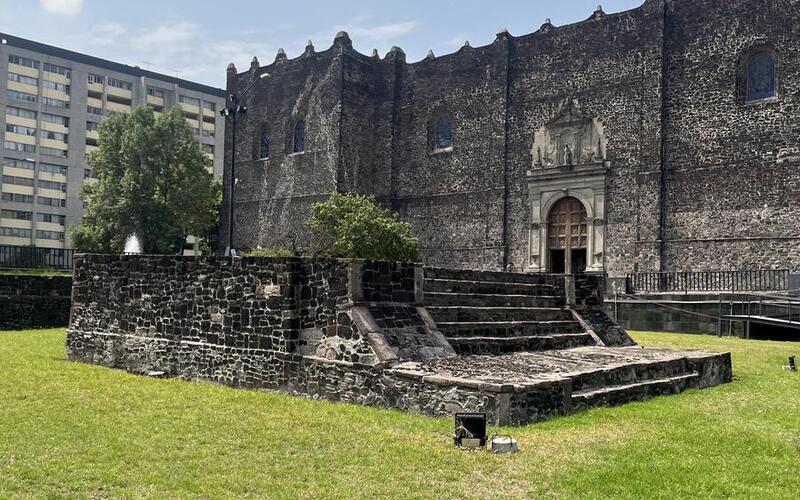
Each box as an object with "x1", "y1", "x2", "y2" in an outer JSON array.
[{"x1": 1, "y1": 0, "x2": 644, "y2": 88}]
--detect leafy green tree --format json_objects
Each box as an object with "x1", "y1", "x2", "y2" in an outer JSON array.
[
  {"x1": 71, "y1": 106, "x2": 221, "y2": 254},
  {"x1": 307, "y1": 193, "x2": 419, "y2": 261}
]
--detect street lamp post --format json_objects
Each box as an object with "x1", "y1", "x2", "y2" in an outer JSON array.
[{"x1": 220, "y1": 72, "x2": 269, "y2": 256}]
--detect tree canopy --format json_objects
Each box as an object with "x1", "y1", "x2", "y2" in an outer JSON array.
[
  {"x1": 71, "y1": 106, "x2": 221, "y2": 254},
  {"x1": 307, "y1": 193, "x2": 419, "y2": 262}
]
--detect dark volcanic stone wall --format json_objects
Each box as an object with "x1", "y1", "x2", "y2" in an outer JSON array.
[
  {"x1": 0, "y1": 275, "x2": 72, "y2": 329},
  {"x1": 224, "y1": 0, "x2": 800, "y2": 275},
  {"x1": 661, "y1": 0, "x2": 800, "y2": 271}
]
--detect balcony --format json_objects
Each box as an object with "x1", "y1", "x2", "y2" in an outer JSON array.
[
  {"x1": 107, "y1": 86, "x2": 132, "y2": 100},
  {"x1": 5, "y1": 115, "x2": 37, "y2": 129},
  {"x1": 5, "y1": 132, "x2": 36, "y2": 145},
  {"x1": 87, "y1": 82, "x2": 104, "y2": 94},
  {"x1": 6, "y1": 80, "x2": 38, "y2": 95},
  {"x1": 4, "y1": 167, "x2": 35, "y2": 178},
  {"x1": 42, "y1": 88, "x2": 70, "y2": 101},
  {"x1": 0, "y1": 218, "x2": 32, "y2": 230},
  {"x1": 105, "y1": 101, "x2": 131, "y2": 113},
  {"x1": 41, "y1": 121, "x2": 69, "y2": 134},
  {"x1": 86, "y1": 130, "x2": 99, "y2": 141},
  {"x1": 1, "y1": 184, "x2": 34, "y2": 196},
  {"x1": 87, "y1": 96, "x2": 103, "y2": 108},
  {"x1": 37, "y1": 188, "x2": 66, "y2": 199},
  {"x1": 146, "y1": 95, "x2": 165, "y2": 107},
  {"x1": 34, "y1": 239, "x2": 65, "y2": 249},
  {"x1": 40, "y1": 138, "x2": 68, "y2": 151},
  {"x1": 8, "y1": 63, "x2": 39, "y2": 78}
]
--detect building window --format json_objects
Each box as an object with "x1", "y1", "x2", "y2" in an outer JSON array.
[
  {"x1": 42, "y1": 113, "x2": 70, "y2": 127},
  {"x1": 203, "y1": 101, "x2": 216, "y2": 112},
  {"x1": 292, "y1": 120, "x2": 305, "y2": 154},
  {"x1": 86, "y1": 121, "x2": 99, "y2": 131},
  {"x1": 0, "y1": 227, "x2": 33, "y2": 238},
  {"x1": 42, "y1": 97, "x2": 70, "y2": 109},
  {"x1": 178, "y1": 95, "x2": 201, "y2": 107},
  {"x1": 36, "y1": 229, "x2": 65, "y2": 241},
  {"x1": 88, "y1": 74, "x2": 105, "y2": 85},
  {"x1": 7, "y1": 90, "x2": 37, "y2": 103},
  {"x1": 147, "y1": 88, "x2": 165, "y2": 98},
  {"x1": 84, "y1": 168, "x2": 95, "y2": 179},
  {"x1": 433, "y1": 114, "x2": 453, "y2": 150},
  {"x1": 40, "y1": 163, "x2": 68, "y2": 175},
  {"x1": 3, "y1": 158, "x2": 35, "y2": 170},
  {"x1": 257, "y1": 127, "x2": 270, "y2": 159},
  {"x1": 8, "y1": 72, "x2": 38, "y2": 86},
  {"x1": 43, "y1": 63, "x2": 71, "y2": 79},
  {"x1": 87, "y1": 106, "x2": 104, "y2": 116},
  {"x1": 202, "y1": 144, "x2": 214, "y2": 154},
  {"x1": 7, "y1": 106, "x2": 37, "y2": 120},
  {"x1": 2, "y1": 175, "x2": 35, "y2": 187},
  {"x1": 38, "y1": 196, "x2": 66, "y2": 207},
  {"x1": 40, "y1": 146, "x2": 67, "y2": 158},
  {"x1": 6, "y1": 124, "x2": 37, "y2": 136},
  {"x1": 1, "y1": 192, "x2": 34, "y2": 203},
  {"x1": 8, "y1": 54, "x2": 39, "y2": 69},
  {"x1": 4, "y1": 141, "x2": 36, "y2": 153},
  {"x1": 40, "y1": 130, "x2": 68, "y2": 143},
  {"x1": 747, "y1": 52, "x2": 777, "y2": 102},
  {"x1": 107, "y1": 77, "x2": 133, "y2": 91},
  {"x1": 1, "y1": 209, "x2": 33, "y2": 220},
  {"x1": 36, "y1": 213, "x2": 66, "y2": 225},
  {"x1": 43, "y1": 80, "x2": 70, "y2": 94}
]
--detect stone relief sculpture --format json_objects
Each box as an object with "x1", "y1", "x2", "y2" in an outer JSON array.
[{"x1": 531, "y1": 98, "x2": 607, "y2": 168}]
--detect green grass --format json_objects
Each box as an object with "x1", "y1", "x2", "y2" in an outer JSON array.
[
  {"x1": 0, "y1": 268, "x2": 72, "y2": 277},
  {"x1": 1, "y1": 330, "x2": 798, "y2": 499}
]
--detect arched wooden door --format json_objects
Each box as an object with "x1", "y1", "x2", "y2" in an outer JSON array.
[{"x1": 547, "y1": 197, "x2": 588, "y2": 274}]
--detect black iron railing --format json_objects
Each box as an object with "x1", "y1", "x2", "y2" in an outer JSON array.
[
  {"x1": 627, "y1": 270, "x2": 790, "y2": 293},
  {"x1": 0, "y1": 245, "x2": 74, "y2": 270}
]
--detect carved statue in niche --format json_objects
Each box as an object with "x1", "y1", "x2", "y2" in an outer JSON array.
[{"x1": 531, "y1": 98, "x2": 607, "y2": 168}]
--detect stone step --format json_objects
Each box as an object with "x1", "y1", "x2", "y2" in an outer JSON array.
[
  {"x1": 424, "y1": 267, "x2": 563, "y2": 286},
  {"x1": 424, "y1": 278, "x2": 555, "y2": 296},
  {"x1": 448, "y1": 333, "x2": 595, "y2": 355},
  {"x1": 435, "y1": 320, "x2": 582, "y2": 338},
  {"x1": 569, "y1": 356, "x2": 691, "y2": 393},
  {"x1": 428, "y1": 306, "x2": 573, "y2": 323},
  {"x1": 571, "y1": 372, "x2": 699, "y2": 412},
  {"x1": 424, "y1": 292, "x2": 563, "y2": 308}
]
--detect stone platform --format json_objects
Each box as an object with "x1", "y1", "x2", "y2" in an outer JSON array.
[
  {"x1": 66, "y1": 255, "x2": 732, "y2": 427},
  {"x1": 389, "y1": 346, "x2": 731, "y2": 424}
]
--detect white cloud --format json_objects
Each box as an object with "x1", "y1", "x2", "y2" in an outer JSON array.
[
  {"x1": 40, "y1": 0, "x2": 83, "y2": 16},
  {"x1": 302, "y1": 16, "x2": 419, "y2": 57}
]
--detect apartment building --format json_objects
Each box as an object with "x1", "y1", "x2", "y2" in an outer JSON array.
[{"x1": 0, "y1": 33, "x2": 225, "y2": 252}]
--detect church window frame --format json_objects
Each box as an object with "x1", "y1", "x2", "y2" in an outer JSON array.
[
  {"x1": 431, "y1": 113, "x2": 453, "y2": 153},
  {"x1": 291, "y1": 119, "x2": 305, "y2": 155},
  {"x1": 739, "y1": 46, "x2": 779, "y2": 105},
  {"x1": 256, "y1": 125, "x2": 270, "y2": 160}
]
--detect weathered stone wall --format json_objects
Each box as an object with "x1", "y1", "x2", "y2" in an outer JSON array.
[
  {"x1": 225, "y1": 0, "x2": 799, "y2": 276},
  {"x1": 661, "y1": 0, "x2": 800, "y2": 272},
  {"x1": 0, "y1": 274, "x2": 72, "y2": 329}
]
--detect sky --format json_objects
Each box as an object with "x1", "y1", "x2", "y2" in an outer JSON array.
[{"x1": 0, "y1": 0, "x2": 644, "y2": 89}]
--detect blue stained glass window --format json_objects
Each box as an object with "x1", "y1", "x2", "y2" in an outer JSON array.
[
  {"x1": 293, "y1": 120, "x2": 305, "y2": 153},
  {"x1": 259, "y1": 129, "x2": 270, "y2": 159},
  {"x1": 434, "y1": 115, "x2": 452, "y2": 150},
  {"x1": 747, "y1": 52, "x2": 776, "y2": 101}
]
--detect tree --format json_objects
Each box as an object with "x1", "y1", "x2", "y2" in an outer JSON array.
[
  {"x1": 307, "y1": 193, "x2": 419, "y2": 262},
  {"x1": 71, "y1": 106, "x2": 221, "y2": 254}
]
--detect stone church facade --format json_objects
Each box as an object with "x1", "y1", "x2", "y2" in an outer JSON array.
[{"x1": 222, "y1": 0, "x2": 800, "y2": 277}]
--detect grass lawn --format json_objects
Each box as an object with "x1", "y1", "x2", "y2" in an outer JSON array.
[
  {"x1": 0, "y1": 269, "x2": 72, "y2": 277},
  {"x1": 1, "y1": 329, "x2": 798, "y2": 499}
]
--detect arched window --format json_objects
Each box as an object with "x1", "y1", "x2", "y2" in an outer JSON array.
[
  {"x1": 258, "y1": 127, "x2": 270, "y2": 159},
  {"x1": 433, "y1": 114, "x2": 452, "y2": 150},
  {"x1": 292, "y1": 120, "x2": 305, "y2": 154},
  {"x1": 747, "y1": 52, "x2": 777, "y2": 101}
]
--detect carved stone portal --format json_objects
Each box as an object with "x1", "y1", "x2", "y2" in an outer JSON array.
[
  {"x1": 526, "y1": 98, "x2": 610, "y2": 274},
  {"x1": 531, "y1": 98, "x2": 607, "y2": 168}
]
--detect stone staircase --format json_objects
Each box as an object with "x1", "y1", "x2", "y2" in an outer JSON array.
[{"x1": 424, "y1": 267, "x2": 597, "y2": 355}]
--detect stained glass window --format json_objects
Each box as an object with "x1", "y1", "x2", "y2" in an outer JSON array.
[
  {"x1": 747, "y1": 52, "x2": 776, "y2": 101},
  {"x1": 434, "y1": 115, "x2": 452, "y2": 150},
  {"x1": 293, "y1": 120, "x2": 305, "y2": 154},
  {"x1": 259, "y1": 129, "x2": 270, "y2": 159}
]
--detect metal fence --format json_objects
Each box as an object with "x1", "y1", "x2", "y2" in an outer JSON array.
[
  {"x1": 627, "y1": 270, "x2": 790, "y2": 293},
  {"x1": 0, "y1": 245, "x2": 74, "y2": 270}
]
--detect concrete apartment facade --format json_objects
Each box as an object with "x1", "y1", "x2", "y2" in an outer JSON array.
[{"x1": 0, "y1": 33, "x2": 226, "y2": 253}]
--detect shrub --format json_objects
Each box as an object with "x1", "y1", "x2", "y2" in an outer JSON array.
[
  {"x1": 245, "y1": 248, "x2": 294, "y2": 258},
  {"x1": 307, "y1": 193, "x2": 419, "y2": 262}
]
